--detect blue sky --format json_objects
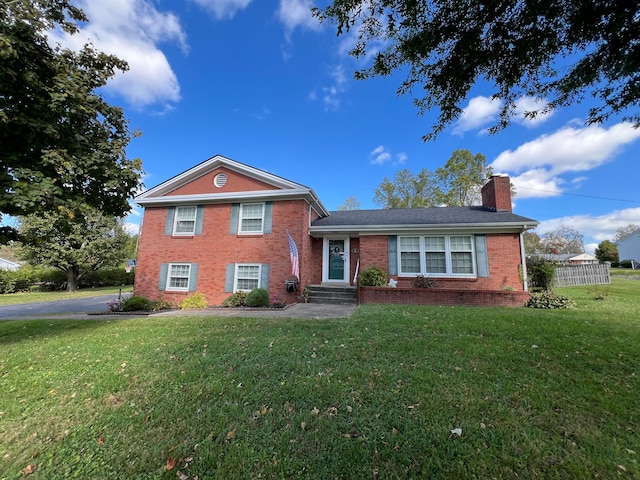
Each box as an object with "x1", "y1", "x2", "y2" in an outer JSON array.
[{"x1": 55, "y1": 0, "x2": 640, "y2": 253}]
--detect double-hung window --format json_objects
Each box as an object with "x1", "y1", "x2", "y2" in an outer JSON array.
[
  {"x1": 173, "y1": 206, "x2": 197, "y2": 235},
  {"x1": 235, "y1": 264, "x2": 261, "y2": 291},
  {"x1": 398, "y1": 235, "x2": 476, "y2": 277},
  {"x1": 239, "y1": 203, "x2": 264, "y2": 234},
  {"x1": 167, "y1": 263, "x2": 191, "y2": 291}
]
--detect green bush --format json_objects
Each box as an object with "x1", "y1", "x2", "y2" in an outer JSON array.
[
  {"x1": 245, "y1": 288, "x2": 270, "y2": 307},
  {"x1": 525, "y1": 292, "x2": 576, "y2": 309},
  {"x1": 526, "y1": 256, "x2": 556, "y2": 292},
  {"x1": 180, "y1": 292, "x2": 208, "y2": 309},
  {"x1": 121, "y1": 295, "x2": 152, "y2": 312},
  {"x1": 79, "y1": 268, "x2": 134, "y2": 288},
  {"x1": 359, "y1": 265, "x2": 387, "y2": 286},
  {"x1": 222, "y1": 291, "x2": 247, "y2": 307}
]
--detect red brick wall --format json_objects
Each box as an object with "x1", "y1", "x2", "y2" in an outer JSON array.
[
  {"x1": 135, "y1": 200, "x2": 315, "y2": 306},
  {"x1": 481, "y1": 176, "x2": 512, "y2": 212},
  {"x1": 357, "y1": 233, "x2": 525, "y2": 291},
  {"x1": 359, "y1": 287, "x2": 529, "y2": 307},
  {"x1": 166, "y1": 167, "x2": 275, "y2": 196}
]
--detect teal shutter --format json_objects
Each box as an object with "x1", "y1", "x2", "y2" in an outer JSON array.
[
  {"x1": 165, "y1": 207, "x2": 175, "y2": 235},
  {"x1": 158, "y1": 263, "x2": 168, "y2": 290},
  {"x1": 475, "y1": 235, "x2": 489, "y2": 278},
  {"x1": 388, "y1": 235, "x2": 398, "y2": 276},
  {"x1": 229, "y1": 204, "x2": 239, "y2": 234},
  {"x1": 188, "y1": 264, "x2": 199, "y2": 291},
  {"x1": 260, "y1": 264, "x2": 270, "y2": 290},
  {"x1": 225, "y1": 264, "x2": 235, "y2": 292},
  {"x1": 194, "y1": 205, "x2": 205, "y2": 235},
  {"x1": 263, "y1": 202, "x2": 273, "y2": 234}
]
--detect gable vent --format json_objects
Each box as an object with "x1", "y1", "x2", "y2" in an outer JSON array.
[{"x1": 213, "y1": 173, "x2": 228, "y2": 187}]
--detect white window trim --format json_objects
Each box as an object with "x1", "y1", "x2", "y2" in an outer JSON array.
[
  {"x1": 234, "y1": 263, "x2": 262, "y2": 292},
  {"x1": 172, "y1": 206, "x2": 197, "y2": 236},
  {"x1": 398, "y1": 235, "x2": 476, "y2": 278},
  {"x1": 238, "y1": 202, "x2": 265, "y2": 235},
  {"x1": 166, "y1": 263, "x2": 191, "y2": 291}
]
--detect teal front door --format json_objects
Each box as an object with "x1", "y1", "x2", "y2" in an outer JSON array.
[{"x1": 328, "y1": 239, "x2": 345, "y2": 280}]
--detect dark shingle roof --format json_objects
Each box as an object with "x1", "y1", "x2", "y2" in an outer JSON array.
[{"x1": 311, "y1": 207, "x2": 537, "y2": 228}]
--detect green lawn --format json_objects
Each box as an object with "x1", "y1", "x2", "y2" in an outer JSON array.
[
  {"x1": 0, "y1": 286, "x2": 133, "y2": 306},
  {"x1": 0, "y1": 279, "x2": 638, "y2": 479}
]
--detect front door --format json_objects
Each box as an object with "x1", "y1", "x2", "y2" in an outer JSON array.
[{"x1": 323, "y1": 237, "x2": 350, "y2": 283}]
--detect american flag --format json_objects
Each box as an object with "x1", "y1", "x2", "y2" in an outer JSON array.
[{"x1": 287, "y1": 230, "x2": 299, "y2": 278}]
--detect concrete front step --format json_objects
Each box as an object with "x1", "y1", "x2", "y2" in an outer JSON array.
[{"x1": 306, "y1": 284, "x2": 357, "y2": 305}]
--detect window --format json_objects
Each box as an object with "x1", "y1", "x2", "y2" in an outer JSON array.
[
  {"x1": 173, "y1": 206, "x2": 197, "y2": 235},
  {"x1": 239, "y1": 203, "x2": 264, "y2": 234},
  {"x1": 398, "y1": 235, "x2": 476, "y2": 277},
  {"x1": 235, "y1": 264, "x2": 261, "y2": 291},
  {"x1": 167, "y1": 263, "x2": 191, "y2": 291}
]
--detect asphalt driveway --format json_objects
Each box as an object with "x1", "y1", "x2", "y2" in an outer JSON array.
[{"x1": 0, "y1": 294, "x2": 123, "y2": 320}]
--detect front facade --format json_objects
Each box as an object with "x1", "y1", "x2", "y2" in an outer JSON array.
[{"x1": 134, "y1": 155, "x2": 538, "y2": 306}]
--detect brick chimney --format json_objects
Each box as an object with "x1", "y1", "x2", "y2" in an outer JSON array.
[{"x1": 481, "y1": 175, "x2": 512, "y2": 212}]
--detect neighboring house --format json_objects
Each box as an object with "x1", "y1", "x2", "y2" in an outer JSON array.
[
  {"x1": 536, "y1": 253, "x2": 598, "y2": 265},
  {"x1": 0, "y1": 257, "x2": 21, "y2": 271},
  {"x1": 616, "y1": 229, "x2": 640, "y2": 265},
  {"x1": 134, "y1": 155, "x2": 538, "y2": 307}
]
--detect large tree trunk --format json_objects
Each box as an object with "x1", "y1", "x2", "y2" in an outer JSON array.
[{"x1": 66, "y1": 267, "x2": 80, "y2": 292}]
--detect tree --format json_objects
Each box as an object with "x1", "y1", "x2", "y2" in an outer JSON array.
[
  {"x1": 337, "y1": 196, "x2": 362, "y2": 210},
  {"x1": 541, "y1": 225, "x2": 585, "y2": 254},
  {"x1": 373, "y1": 168, "x2": 437, "y2": 208},
  {"x1": 523, "y1": 231, "x2": 544, "y2": 255},
  {"x1": 18, "y1": 205, "x2": 129, "y2": 291},
  {"x1": 594, "y1": 240, "x2": 619, "y2": 263},
  {"x1": 434, "y1": 150, "x2": 492, "y2": 206},
  {"x1": 614, "y1": 224, "x2": 640, "y2": 242},
  {"x1": 314, "y1": 1, "x2": 640, "y2": 140},
  {"x1": 1, "y1": 0, "x2": 143, "y2": 239}
]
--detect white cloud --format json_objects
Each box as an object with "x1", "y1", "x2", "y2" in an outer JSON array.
[
  {"x1": 536, "y1": 207, "x2": 640, "y2": 253},
  {"x1": 277, "y1": 0, "x2": 321, "y2": 33},
  {"x1": 514, "y1": 96, "x2": 554, "y2": 127},
  {"x1": 49, "y1": 0, "x2": 186, "y2": 109},
  {"x1": 310, "y1": 65, "x2": 349, "y2": 111},
  {"x1": 492, "y1": 122, "x2": 640, "y2": 199},
  {"x1": 189, "y1": 0, "x2": 253, "y2": 19},
  {"x1": 453, "y1": 96, "x2": 501, "y2": 135},
  {"x1": 369, "y1": 146, "x2": 407, "y2": 166}
]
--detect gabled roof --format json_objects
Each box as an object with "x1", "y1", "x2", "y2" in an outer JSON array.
[
  {"x1": 309, "y1": 207, "x2": 538, "y2": 236},
  {"x1": 615, "y1": 228, "x2": 640, "y2": 245},
  {"x1": 135, "y1": 155, "x2": 329, "y2": 216}
]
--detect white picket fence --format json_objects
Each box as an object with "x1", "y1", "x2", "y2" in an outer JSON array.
[{"x1": 554, "y1": 264, "x2": 611, "y2": 287}]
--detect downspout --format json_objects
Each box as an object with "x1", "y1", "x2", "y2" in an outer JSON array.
[{"x1": 520, "y1": 230, "x2": 529, "y2": 291}]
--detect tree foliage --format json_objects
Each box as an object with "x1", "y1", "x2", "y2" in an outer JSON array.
[
  {"x1": 541, "y1": 225, "x2": 585, "y2": 254},
  {"x1": 373, "y1": 149, "x2": 497, "y2": 208},
  {"x1": 314, "y1": 1, "x2": 640, "y2": 139},
  {"x1": 523, "y1": 231, "x2": 544, "y2": 255},
  {"x1": 594, "y1": 240, "x2": 618, "y2": 263},
  {"x1": 1, "y1": 0, "x2": 143, "y2": 238},
  {"x1": 337, "y1": 196, "x2": 362, "y2": 210},
  {"x1": 18, "y1": 205, "x2": 129, "y2": 291}
]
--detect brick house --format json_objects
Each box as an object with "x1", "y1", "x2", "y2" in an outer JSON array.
[{"x1": 134, "y1": 155, "x2": 539, "y2": 307}]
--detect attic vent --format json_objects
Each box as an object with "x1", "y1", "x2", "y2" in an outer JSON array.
[{"x1": 213, "y1": 173, "x2": 228, "y2": 187}]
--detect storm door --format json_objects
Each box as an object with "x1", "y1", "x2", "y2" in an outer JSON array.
[{"x1": 323, "y1": 237, "x2": 350, "y2": 283}]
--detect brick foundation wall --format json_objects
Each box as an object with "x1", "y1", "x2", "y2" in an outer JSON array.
[{"x1": 359, "y1": 286, "x2": 529, "y2": 307}]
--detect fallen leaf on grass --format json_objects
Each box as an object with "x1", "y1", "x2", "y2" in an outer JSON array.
[
  {"x1": 342, "y1": 430, "x2": 359, "y2": 438},
  {"x1": 617, "y1": 465, "x2": 627, "y2": 472},
  {"x1": 311, "y1": 407, "x2": 319, "y2": 415},
  {"x1": 226, "y1": 429, "x2": 236, "y2": 440},
  {"x1": 392, "y1": 427, "x2": 398, "y2": 436},
  {"x1": 301, "y1": 421, "x2": 306, "y2": 430},
  {"x1": 97, "y1": 435, "x2": 105, "y2": 445},
  {"x1": 450, "y1": 428, "x2": 462, "y2": 437},
  {"x1": 165, "y1": 458, "x2": 177, "y2": 470},
  {"x1": 21, "y1": 464, "x2": 36, "y2": 475},
  {"x1": 177, "y1": 471, "x2": 188, "y2": 480}
]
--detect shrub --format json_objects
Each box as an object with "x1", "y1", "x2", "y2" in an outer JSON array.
[
  {"x1": 411, "y1": 275, "x2": 437, "y2": 288},
  {"x1": 246, "y1": 288, "x2": 270, "y2": 307},
  {"x1": 359, "y1": 266, "x2": 387, "y2": 286},
  {"x1": 270, "y1": 295, "x2": 286, "y2": 308},
  {"x1": 180, "y1": 291, "x2": 208, "y2": 309},
  {"x1": 222, "y1": 291, "x2": 247, "y2": 307},
  {"x1": 526, "y1": 256, "x2": 556, "y2": 292},
  {"x1": 121, "y1": 295, "x2": 152, "y2": 312},
  {"x1": 148, "y1": 300, "x2": 176, "y2": 312},
  {"x1": 525, "y1": 292, "x2": 576, "y2": 309}
]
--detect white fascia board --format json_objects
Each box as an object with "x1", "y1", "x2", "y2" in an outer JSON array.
[{"x1": 309, "y1": 221, "x2": 539, "y2": 237}]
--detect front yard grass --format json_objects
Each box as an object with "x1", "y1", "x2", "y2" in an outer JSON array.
[
  {"x1": 0, "y1": 286, "x2": 133, "y2": 306},
  {"x1": 0, "y1": 279, "x2": 638, "y2": 479}
]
